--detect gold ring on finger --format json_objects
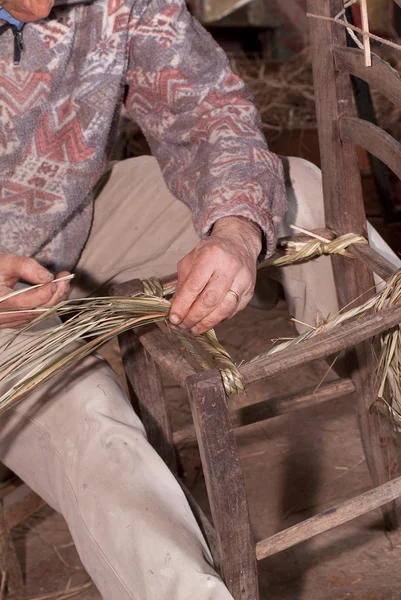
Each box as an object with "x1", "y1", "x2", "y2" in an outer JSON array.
[{"x1": 228, "y1": 289, "x2": 240, "y2": 303}]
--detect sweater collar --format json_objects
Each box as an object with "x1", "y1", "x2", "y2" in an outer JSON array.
[
  {"x1": 53, "y1": 0, "x2": 95, "y2": 6},
  {"x1": 0, "y1": 6, "x2": 24, "y2": 29}
]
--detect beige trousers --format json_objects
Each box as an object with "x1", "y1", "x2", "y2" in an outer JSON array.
[{"x1": 0, "y1": 156, "x2": 398, "y2": 600}]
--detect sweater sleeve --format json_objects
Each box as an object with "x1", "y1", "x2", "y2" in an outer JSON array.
[{"x1": 125, "y1": 0, "x2": 287, "y2": 257}]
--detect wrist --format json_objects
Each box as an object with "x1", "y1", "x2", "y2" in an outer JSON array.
[{"x1": 211, "y1": 216, "x2": 263, "y2": 256}]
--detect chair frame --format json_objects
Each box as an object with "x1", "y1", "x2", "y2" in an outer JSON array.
[{"x1": 109, "y1": 1, "x2": 401, "y2": 597}]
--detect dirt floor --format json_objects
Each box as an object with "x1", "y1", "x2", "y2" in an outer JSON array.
[{"x1": 10, "y1": 295, "x2": 401, "y2": 600}]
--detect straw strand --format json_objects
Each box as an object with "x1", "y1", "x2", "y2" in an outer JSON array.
[
  {"x1": 260, "y1": 232, "x2": 367, "y2": 268},
  {"x1": 306, "y1": 11, "x2": 401, "y2": 54}
]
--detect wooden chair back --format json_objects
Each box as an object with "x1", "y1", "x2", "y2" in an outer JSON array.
[{"x1": 307, "y1": 1, "x2": 401, "y2": 531}]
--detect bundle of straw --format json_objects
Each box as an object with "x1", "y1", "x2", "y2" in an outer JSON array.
[
  {"x1": 374, "y1": 271, "x2": 401, "y2": 427},
  {"x1": 0, "y1": 231, "x2": 400, "y2": 429},
  {"x1": 0, "y1": 286, "x2": 244, "y2": 414},
  {"x1": 0, "y1": 293, "x2": 171, "y2": 412},
  {"x1": 249, "y1": 268, "x2": 401, "y2": 429}
]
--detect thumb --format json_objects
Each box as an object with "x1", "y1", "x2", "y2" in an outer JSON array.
[{"x1": 0, "y1": 254, "x2": 53, "y2": 286}]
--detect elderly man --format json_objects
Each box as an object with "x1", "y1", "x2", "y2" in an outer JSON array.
[{"x1": 1, "y1": 0, "x2": 400, "y2": 598}]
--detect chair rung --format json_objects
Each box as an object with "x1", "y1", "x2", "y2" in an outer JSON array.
[
  {"x1": 234, "y1": 378, "x2": 354, "y2": 426},
  {"x1": 240, "y1": 304, "x2": 401, "y2": 387},
  {"x1": 173, "y1": 378, "x2": 354, "y2": 446},
  {"x1": 256, "y1": 475, "x2": 401, "y2": 560}
]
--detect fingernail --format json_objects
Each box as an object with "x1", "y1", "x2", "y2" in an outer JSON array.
[
  {"x1": 169, "y1": 314, "x2": 181, "y2": 325},
  {"x1": 191, "y1": 326, "x2": 199, "y2": 335},
  {"x1": 38, "y1": 269, "x2": 53, "y2": 282},
  {"x1": 51, "y1": 282, "x2": 57, "y2": 294}
]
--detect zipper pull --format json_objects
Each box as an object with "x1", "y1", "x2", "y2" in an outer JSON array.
[{"x1": 11, "y1": 26, "x2": 24, "y2": 65}]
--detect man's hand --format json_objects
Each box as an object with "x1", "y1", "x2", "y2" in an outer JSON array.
[
  {"x1": 0, "y1": 254, "x2": 71, "y2": 329},
  {"x1": 169, "y1": 216, "x2": 262, "y2": 335}
]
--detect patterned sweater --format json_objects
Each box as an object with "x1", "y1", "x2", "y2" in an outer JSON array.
[{"x1": 0, "y1": 0, "x2": 286, "y2": 272}]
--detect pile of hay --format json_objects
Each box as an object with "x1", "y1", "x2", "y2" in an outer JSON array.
[
  {"x1": 230, "y1": 49, "x2": 316, "y2": 138},
  {"x1": 231, "y1": 45, "x2": 401, "y2": 143}
]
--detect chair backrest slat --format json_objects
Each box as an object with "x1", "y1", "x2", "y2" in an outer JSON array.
[
  {"x1": 334, "y1": 46, "x2": 401, "y2": 110},
  {"x1": 340, "y1": 117, "x2": 401, "y2": 180}
]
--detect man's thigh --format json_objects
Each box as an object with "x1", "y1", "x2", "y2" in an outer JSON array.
[
  {"x1": 71, "y1": 156, "x2": 200, "y2": 298},
  {"x1": 0, "y1": 329, "x2": 144, "y2": 511}
]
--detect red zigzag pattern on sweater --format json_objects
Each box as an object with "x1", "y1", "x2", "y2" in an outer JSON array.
[
  {"x1": 35, "y1": 113, "x2": 94, "y2": 164},
  {"x1": 0, "y1": 72, "x2": 52, "y2": 114}
]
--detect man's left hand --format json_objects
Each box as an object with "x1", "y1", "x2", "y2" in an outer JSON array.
[{"x1": 169, "y1": 216, "x2": 262, "y2": 335}]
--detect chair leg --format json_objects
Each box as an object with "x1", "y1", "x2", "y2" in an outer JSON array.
[
  {"x1": 186, "y1": 371, "x2": 258, "y2": 600},
  {"x1": 118, "y1": 328, "x2": 177, "y2": 474},
  {"x1": 352, "y1": 342, "x2": 401, "y2": 529},
  {"x1": 0, "y1": 502, "x2": 24, "y2": 599}
]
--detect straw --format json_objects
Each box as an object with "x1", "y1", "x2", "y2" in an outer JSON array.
[{"x1": 0, "y1": 231, "x2": 399, "y2": 427}]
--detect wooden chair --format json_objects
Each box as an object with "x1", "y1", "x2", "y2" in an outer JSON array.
[{"x1": 110, "y1": 2, "x2": 401, "y2": 597}]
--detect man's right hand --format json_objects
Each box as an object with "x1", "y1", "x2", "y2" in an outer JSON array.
[{"x1": 0, "y1": 254, "x2": 71, "y2": 329}]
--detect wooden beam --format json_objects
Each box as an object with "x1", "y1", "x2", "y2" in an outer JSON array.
[
  {"x1": 306, "y1": 0, "x2": 400, "y2": 527},
  {"x1": 109, "y1": 278, "x2": 144, "y2": 297},
  {"x1": 186, "y1": 372, "x2": 258, "y2": 599},
  {"x1": 240, "y1": 304, "x2": 401, "y2": 387},
  {"x1": 334, "y1": 47, "x2": 401, "y2": 111},
  {"x1": 138, "y1": 327, "x2": 196, "y2": 388},
  {"x1": 235, "y1": 378, "x2": 354, "y2": 424},
  {"x1": 119, "y1": 328, "x2": 177, "y2": 473},
  {"x1": 348, "y1": 244, "x2": 397, "y2": 281},
  {"x1": 140, "y1": 301, "x2": 401, "y2": 401},
  {"x1": 256, "y1": 475, "x2": 401, "y2": 559}
]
